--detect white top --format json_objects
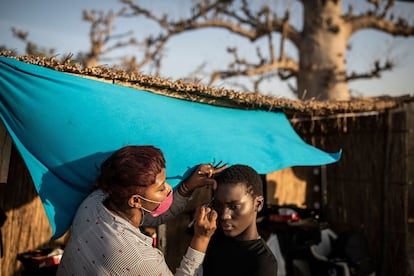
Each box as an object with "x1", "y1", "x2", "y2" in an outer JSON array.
[{"x1": 57, "y1": 189, "x2": 204, "y2": 276}]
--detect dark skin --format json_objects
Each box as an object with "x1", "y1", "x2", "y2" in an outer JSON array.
[{"x1": 213, "y1": 182, "x2": 264, "y2": 241}]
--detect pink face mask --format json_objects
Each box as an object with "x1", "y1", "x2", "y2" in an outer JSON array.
[{"x1": 138, "y1": 191, "x2": 173, "y2": 217}]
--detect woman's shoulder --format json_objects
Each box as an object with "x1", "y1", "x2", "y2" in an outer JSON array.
[
  {"x1": 78, "y1": 189, "x2": 107, "y2": 207},
  {"x1": 88, "y1": 189, "x2": 107, "y2": 200},
  {"x1": 72, "y1": 189, "x2": 107, "y2": 223}
]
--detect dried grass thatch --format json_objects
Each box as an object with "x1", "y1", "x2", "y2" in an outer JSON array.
[{"x1": 1, "y1": 51, "x2": 412, "y2": 116}]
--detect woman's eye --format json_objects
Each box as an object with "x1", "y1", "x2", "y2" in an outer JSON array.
[{"x1": 230, "y1": 204, "x2": 240, "y2": 210}]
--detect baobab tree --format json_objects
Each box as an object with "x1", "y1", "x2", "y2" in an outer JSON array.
[
  {"x1": 117, "y1": 0, "x2": 414, "y2": 101},
  {"x1": 8, "y1": 0, "x2": 414, "y2": 101}
]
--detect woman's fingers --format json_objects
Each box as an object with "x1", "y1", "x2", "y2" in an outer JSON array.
[
  {"x1": 185, "y1": 163, "x2": 228, "y2": 191},
  {"x1": 193, "y1": 206, "x2": 217, "y2": 237},
  {"x1": 197, "y1": 163, "x2": 227, "y2": 178}
]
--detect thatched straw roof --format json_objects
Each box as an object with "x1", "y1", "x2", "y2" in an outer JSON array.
[{"x1": 1, "y1": 51, "x2": 412, "y2": 117}]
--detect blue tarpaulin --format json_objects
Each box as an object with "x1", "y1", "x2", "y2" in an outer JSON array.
[{"x1": 0, "y1": 56, "x2": 341, "y2": 239}]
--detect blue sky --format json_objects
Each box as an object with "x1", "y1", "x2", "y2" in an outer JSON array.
[{"x1": 1, "y1": 0, "x2": 413, "y2": 99}]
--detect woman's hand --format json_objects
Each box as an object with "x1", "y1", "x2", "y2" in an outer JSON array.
[
  {"x1": 190, "y1": 205, "x2": 218, "y2": 253},
  {"x1": 182, "y1": 163, "x2": 227, "y2": 193}
]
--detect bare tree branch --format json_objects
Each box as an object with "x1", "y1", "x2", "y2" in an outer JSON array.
[
  {"x1": 120, "y1": 0, "x2": 301, "y2": 90},
  {"x1": 11, "y1": 28, "x2": 56, "y2": 57},
  {"x1": 209, "y1": 53, "x2": 298, "y2": 85},
  {"x1": 82, "y1": 9, "x2": 140, "y2": 67},
  {"x1": 346, "y1": 59, "x2": 394, "y2": 81},
  {"x1": 345, "y1": 0, "x2": 414, "y2": 36},
  {"x1": 120, "y1": 0, "x2": 301, "y2": 45}
]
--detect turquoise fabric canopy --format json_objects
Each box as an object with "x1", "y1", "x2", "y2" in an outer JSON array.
[{"x1": 0, "y1": 56, "x2": 341, "y2": 239}]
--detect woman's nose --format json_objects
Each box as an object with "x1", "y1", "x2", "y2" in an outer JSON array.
[{"x1": 220, "y1": 207, "x2": 231, "y2": 220}]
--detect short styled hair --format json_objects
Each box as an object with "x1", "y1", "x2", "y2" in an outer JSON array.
[
  {"x1": 214, "y1": 164, "x2": 263, "y2": 196},
  {"x1": 94, "y1": 145, "x2": 166, "y2": 204}
]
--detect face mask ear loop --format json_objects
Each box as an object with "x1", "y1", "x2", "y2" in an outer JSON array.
[{"x1": 137, "y1": 194, "x2": 162, "y2": 204}]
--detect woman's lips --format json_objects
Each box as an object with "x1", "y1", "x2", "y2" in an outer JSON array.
[{"x1": 221, "y1": 223, "x2": 233, "y2": 231}]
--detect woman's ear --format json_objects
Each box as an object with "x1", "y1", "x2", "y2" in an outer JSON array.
[
  {"x1": 128, "y1": 195, "x2": 142, "y2": 208},
  {"x1": 255, "y1": 196, "x2": 264, "y2": 212}
]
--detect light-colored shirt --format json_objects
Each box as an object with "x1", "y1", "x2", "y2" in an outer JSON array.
[{"x1": 57, "y1": 189, "x2": 204, "y2": 276}]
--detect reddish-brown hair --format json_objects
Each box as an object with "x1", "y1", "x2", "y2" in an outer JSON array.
[{"x1": 94, "y1": 145, "x2": 166, "y2": 204}]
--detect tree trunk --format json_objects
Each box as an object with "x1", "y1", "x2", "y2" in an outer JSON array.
[
  {"x1": 298, "y1": 0, "x2": 351, "y2": 101},
  {"x1": 85, "y1": 55, "x2": 98, "y2": 68}
]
